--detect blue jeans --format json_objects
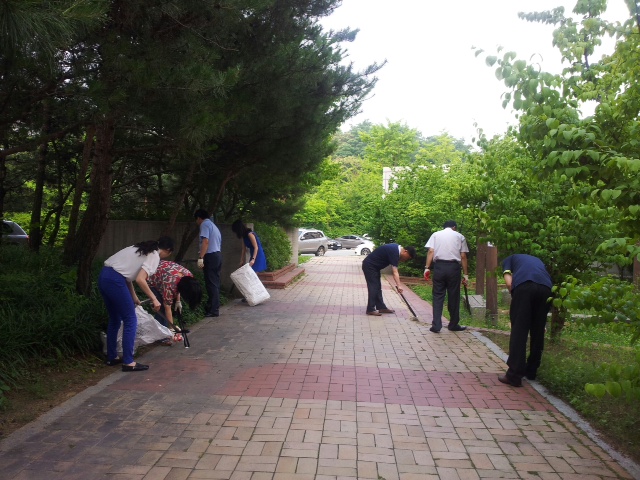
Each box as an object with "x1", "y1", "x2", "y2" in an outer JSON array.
[{"x1": 98, "y1": 267, "x2": 137, "y2": 364}]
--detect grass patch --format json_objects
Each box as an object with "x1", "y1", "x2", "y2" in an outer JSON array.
[
  {"x1": 410, "y1": 283, "x2": 511, "y2": 331},
  {"x1": 298, "y1": 255, "x2": 313, "y2": 265}
]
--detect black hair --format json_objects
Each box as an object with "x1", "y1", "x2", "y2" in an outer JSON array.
[
  {"x1": 404, "y1": 246, "x2": 417, "y2": 259},
  {"x1": 443, "y1": 220, "x2": 457, "y2": 229},
  {"x1": 231, "y1": 219, "x2": 253, "y2": 239},
  {"x1": 158, "y1": 236, "x2": 174, "y2": 252},
  {"x1": 133, "y1": 240, "x2": 160, "y2": 256},
  {"x1": 194, "y1": 209, "x2": 210, "y2": 220},
  {"x1": 177, "y1": 276, "x2": 203, "y2": 310}
]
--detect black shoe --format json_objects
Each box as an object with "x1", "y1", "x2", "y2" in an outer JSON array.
[
  {"x1": 122, "y1": 363, "x2": 149, "y2": 372},
  {"x1": 525, "y1": 373, "x2": 537, "y2": 381},
  {"x1": 204, "y1": 312, "x2": 219, "y2": 318},
  {"x1": 429, "y1": 327, "x2": 441, "y2": 333},
  {"x1": 105, "y1": 358, "x2": 122, "y2": 366},
  {"x1": 448, "y1": 325, "x2": 467, "y2": 332},
  {"x1": 498, "y1": 374, "x2": 522, "y2": 387}
]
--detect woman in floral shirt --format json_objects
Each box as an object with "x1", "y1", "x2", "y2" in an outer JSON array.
[{"x1": 147, "y1": 260, "x2": 202, "y2": 332}]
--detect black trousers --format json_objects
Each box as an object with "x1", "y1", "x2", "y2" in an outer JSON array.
[
  {"x1": 362, "y1": 261, "x2": 388, "y2": 313},
  {"x1": 431, "y1": 261, "x2": 462, "y2": 330},
  {"x1": 506, "y1": 281, "x2": 552, "y2": 381},
  {"x1": 203, "y1": 251, "x2": 222, "y2": 315},
  {"x1": 150, "y1": 286, "x2": 168, "y2": 327}
]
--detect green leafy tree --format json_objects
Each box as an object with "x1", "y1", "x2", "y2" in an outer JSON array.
[
  {"x1": 360, "y1": 121, "x2": 422, "y2": 166},
  {"x1": 332, "y1": 121, "x2": 373, "y2": 158},
  {"x1": 476, "y1": 0, "x2": 640, "y2": 265},
  {"x1": 470, "y1": 135, "x2": 620, "y2": 336}
]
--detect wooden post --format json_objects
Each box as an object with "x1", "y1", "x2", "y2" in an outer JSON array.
[
  {"x1": 486, "y1": 244, "x2": 498, "y2": 325},
  {"x1": 476, "y1": 241, "x2": 487, "y2": 295}
]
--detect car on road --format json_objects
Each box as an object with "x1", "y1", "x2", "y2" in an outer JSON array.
[
  {"x1": 335, "y1": 234, "x2": 369, "y2": 249},
  {"x1": 327, "y1": 238, "x2": 342, "y2": 250},
  {"x1": 298, "y1": 228, "x2": 329, "y2": 256},
  {"x1": 1, "y1": 220, "x2": 29, "y2": 246},
  {"x1": 354, "y1": 239, "x2": 375, "y2": 255}
]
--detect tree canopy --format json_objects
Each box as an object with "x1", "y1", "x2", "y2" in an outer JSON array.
[{"x1": 0, "y1": 0, "x2": 381, "y2": 292}]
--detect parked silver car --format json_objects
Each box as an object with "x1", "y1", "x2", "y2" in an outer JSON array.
[
  {"x1": 298, "y1": 228, "x2": 329, "y2": 256},
  {"x1": 335, "y1": 234, "x2": 368, "y2": 249},
  {"x1": 1, "y1": 220, "x2": 29, "y2": 246}
]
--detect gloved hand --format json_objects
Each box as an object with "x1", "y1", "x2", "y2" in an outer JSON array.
[
  {"x1": 174, "y1": 300, "x2": 182, "y2": 314},
  {"x1": 197, "y1": 258, "x2": 204, "y2": 269},
  {"x1": 423, "y1": 268, "x2": 431, "y2": 281},
  {"x1": 462, "y1": 274, "x2": 469, "y2": 286}
]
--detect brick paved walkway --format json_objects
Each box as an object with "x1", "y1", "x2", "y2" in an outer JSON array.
[{"x1": 0, "y1": 256, "x2": 635, "y2": 479}]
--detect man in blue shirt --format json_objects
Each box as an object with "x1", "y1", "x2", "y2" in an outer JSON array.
[
  {"x1": 499, "y1": 254, "x2": 553, "y2": 387},
  {"x1": 362, "y1": 243, "x2": 416, "y2": 316},
  {"x1": 195, "y1": 209, "x2": 222, "y2": 317}
]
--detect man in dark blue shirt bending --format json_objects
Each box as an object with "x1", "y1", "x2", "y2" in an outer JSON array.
[
  {"x1": 362, "y1": 243, "x2": 416, "y2": 316},
  {"x1": 499, "y1": 254, "x2": 553, "y2": 387}
]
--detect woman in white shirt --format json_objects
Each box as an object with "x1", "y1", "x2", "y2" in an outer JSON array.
[{"x1": 98, "y1": 237, "x2": 174, "y2": 371}]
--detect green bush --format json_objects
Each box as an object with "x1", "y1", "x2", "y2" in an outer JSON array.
[
  {"x1": 255, "y1": 222, "x2": 292, "y2": 271},
  {"x1": 0, "y1": 246, "x2": 106, "y2": 402}
]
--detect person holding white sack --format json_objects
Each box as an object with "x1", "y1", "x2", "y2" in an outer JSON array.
[
  {"x1": 231, "y1": 219, "x2": 267, "y2": 273},
  {"x1": 98, "y1": 236, "x2": 174, "y2": 371}
]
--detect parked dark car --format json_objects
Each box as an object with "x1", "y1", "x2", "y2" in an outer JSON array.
[
  {"x1": 335, "y1": 234, "x2": 368, "y2": 249},
  {"x1": 1, "y1": 220, "x2": 29, "y2": 246},
  {"x1": 327, "y1": 238, "x2": 342, "y2": 250}
]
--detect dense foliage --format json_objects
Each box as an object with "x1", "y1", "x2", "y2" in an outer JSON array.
[
  {"x1": 255, "y1": 222, "x2": 294, "y2": 271},
  {"x1": 0, "y1": 246, "x2": 105, "y2": 405}
]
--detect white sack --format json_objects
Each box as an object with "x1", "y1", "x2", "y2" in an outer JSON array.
[
  {"x1": 101, "y1": 306, "x2": 173, "y2": 355},
  {"x1": 230, "y1": 263, "x2": 270, "y2": 306}
]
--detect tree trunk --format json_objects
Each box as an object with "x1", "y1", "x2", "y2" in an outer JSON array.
[
  {"x1": 0, "y1": 153, "x2": 6, "y2": 221},
  {"x1": 63, "y1": 125, "x2": 95, "y2": 264},
  {"x1": 30, "y1": 109, "x2": 51, "y2": 252},
  {"x1": 166, "y1": 162, "x2": 197, "y2": 262},
  {"x1": 174, "y1": 225, "x2": 200, "y2": 263},
  {"x1": 549, "y1": 305, "x2": 566, "y2": 341},
  {"x1": 71, "y1": 119, "x2": 115, "y2": 295}
]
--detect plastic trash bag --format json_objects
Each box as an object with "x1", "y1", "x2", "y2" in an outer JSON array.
[
  {"x1": 101, "y1": 305, "x2": 174, "y2": 355},
  {"x1": 230, "y1": 263, "x2": 270, "y2": 306}
]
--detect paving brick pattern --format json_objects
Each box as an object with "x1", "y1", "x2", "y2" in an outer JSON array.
[{"x1": 0, "y1": 256, "x2": 633, "y2": 479}]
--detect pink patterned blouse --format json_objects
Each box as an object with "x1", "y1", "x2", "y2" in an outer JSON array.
[{"x1": 147, "y1": 261, "x2": 193, "y2": 306}]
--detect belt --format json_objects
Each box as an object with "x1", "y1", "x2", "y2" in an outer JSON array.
[{"x1": 435, "y1": 259, "x2": 459, "y2": 263}]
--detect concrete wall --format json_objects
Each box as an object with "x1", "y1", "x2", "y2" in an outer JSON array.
[{"x1": 96, "y1": 220, "x2": 299, "y2": 294}]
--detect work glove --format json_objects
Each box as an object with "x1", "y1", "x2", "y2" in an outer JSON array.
[
  {"x1": 197, "y1": 258, "x2": 204, "y2": 269},
  {"x1": 423, "y1": 268, "x2": 431, "y2": 281},
  {"x1": 174, "y1": 300, "x2": 182, "y2": 314},
  {"x1": 462, "y1": 274, "x2": 469, "y2": 286}
]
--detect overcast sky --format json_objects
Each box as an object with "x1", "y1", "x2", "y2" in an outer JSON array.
[{"x1": 320, "y1": 0, "x2": 630, "y2": 143}]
